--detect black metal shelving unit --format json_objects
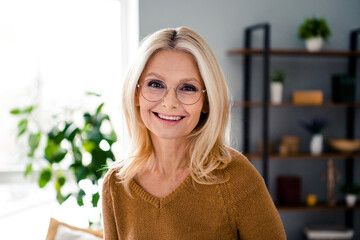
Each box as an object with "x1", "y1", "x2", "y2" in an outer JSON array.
[{"x1": 229, "y1": 23, "x2": 360, "y2": 228}]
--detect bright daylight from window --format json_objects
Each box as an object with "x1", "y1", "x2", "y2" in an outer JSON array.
[{"x1": 0, "y1": 0, "x2": 129, "y2": 238}]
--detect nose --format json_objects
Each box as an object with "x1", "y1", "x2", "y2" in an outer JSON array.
[{"x1": 162, "y1": 87, "x2": 179, "y2": 107}]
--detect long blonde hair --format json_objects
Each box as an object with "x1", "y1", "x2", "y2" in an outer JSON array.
[{"x1": 116, "y1": 26, "x2": 232, "y2": 194}]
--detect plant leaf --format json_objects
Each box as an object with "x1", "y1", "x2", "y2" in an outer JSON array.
[
  {"x1": 55, "y1": 176, "x2": 66, "y2": 192},
  {"x1": 48, "y1": 127, "x2": 65, "y2": 144},
  {"x1": 24, "y1": 163, "x2": 33, "y2": 177},
  {"x1": 23, "y1": 105, "x2": 36, "y2": 114},
  {"x1": 56, "y1": 192, "x2": 71, "y2": 205},
  {"x1": 83, "y1": 141, "x2": 96, "y2": 153},
  {"x1": 74, "y1": 166, "x2": 89, "y2": 183},
  {"x1": 91, "y1": 192, "x2": 100, "y2": 208},
  {"x1": 10, "y1": 108, "x2": 21, "y2": 115},
  {"x1": 86, "y1": 92, "x2": 101, "y2": 97},
  {"x1": 77, "y1": 189, "x2": 86, "y2": 206},
  {"x1": 17, "y1": 119, "x2": 28, "y2": 136},
  {"x1": 64, "y1": 123, "x2": 79, "y2": 141},
  {"x1": 44, "y1": 139, "x2": 68, "y2": 163},
  {"x1": 38, "y1": 168, "x2": 52, "y2": 188},
  {"x1": 96, "y1": 103, "x2": 104, "y2": 114},
  {"x1": 28, "y1": 132, "x2": 41, "y2": 157},
  {"x1": 10, "y1": 105, "x2": 36, "y2": 115}
]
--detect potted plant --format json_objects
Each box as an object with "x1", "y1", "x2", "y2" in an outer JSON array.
[
  {"x1": 299, "y1": 117, "x2": 329, "y2": 155},
  {"x1": 340, "y1": 182, "x2": 360, "y2": 207},
  {"x1": 298, "y1": 17, "x2": 331, "y2": 51},
  {"x1": 270, "y1": 69, "x2": 286, "y2": 104},
  {"x1": 10, "y1": 92, "x2": 117, "y2": 226}
]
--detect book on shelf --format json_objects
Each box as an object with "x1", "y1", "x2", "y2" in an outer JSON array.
[{"x1": 303, "y1": 225, "x2": 354, "y2": 240}]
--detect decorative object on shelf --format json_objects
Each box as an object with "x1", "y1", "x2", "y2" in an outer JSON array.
[
  {"x1": 331, "y1": 74, "x2": 357, "y2": 103},
  {"x1": 310, "y1": 134, "x2": 323, "y2": 155},
  {"x1": 257, "y1": 140, "x2": 274, "y2": 154},
  {"x1": 303, "y1": 225, "x2": 354, "y2": 240},
  {"x1": 321, "y1": 159, "x2": 341, "y2": 206},
  {"x1": 299, "y1": 117, "x2": 329, "y2": 155},
  {"x1": 9, "y1": 93, "x2": 117, "y2": 225},
  {"x1": 298, "y1": 16, "x2": 331, "y2": 51},
  {"x1": 270, "y1": 69, "x2": 286, "y2": 104},
  {"x1": 306, "y1": 194, "x2": 317, "y2": 207},
  {"x1": 279, "y1": 135, "x2": 300, "y2": 156},
  {"x1": 276, "y1": 175, "x2": 302, "y2": 205},
  {"x1": 293, "y1": 90, "x2": 323, "y2": 105},
  {"x1": 339, "y1": 182, "x2": 360, "y2": 207},
  {"x1": 328, "y1": 139, "x2": 360, "y2": 153}
]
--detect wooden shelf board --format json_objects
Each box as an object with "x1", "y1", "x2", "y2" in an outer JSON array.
[
  {"x1": 277, "y1": 203, "x2": 360, "y2": 211},
  {"x1": 246, "y1": 153, "x2": 360, "y2": 160},
  {"x1": 228, "y1": 48, "x2": 360, "y2": 57},
  {"x1": 233, "y1": 101, "x2": 360, "y2": 108}
]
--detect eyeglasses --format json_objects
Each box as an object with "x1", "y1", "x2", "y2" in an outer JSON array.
[{"x1": 137, "y1": 79, "x2": 206, "y2": 105}]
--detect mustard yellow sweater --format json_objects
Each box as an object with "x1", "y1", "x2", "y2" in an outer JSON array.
[{"x1": 102, "y1": 148, "x2": 286, "y2": 239}]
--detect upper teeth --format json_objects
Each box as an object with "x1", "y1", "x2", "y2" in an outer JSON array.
[{"x1": 158, "y1": 113, "x2": 182, "y2": 121}]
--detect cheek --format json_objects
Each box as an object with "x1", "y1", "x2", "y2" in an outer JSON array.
[
  {"x1": 138, "y1": 98, "x2": 156, "y2": 121},
  {"x1": 189, "y1": 103, "x2": 204, "y2": 125}
]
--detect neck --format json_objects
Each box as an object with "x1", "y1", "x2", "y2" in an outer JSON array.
[{"x1": 147, "y1": 136, "x2": 190, "y2": 177}]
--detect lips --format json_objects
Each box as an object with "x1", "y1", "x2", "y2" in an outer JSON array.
[{"x1": 153, "y1": 112, "x2": 185, "y2": 121}]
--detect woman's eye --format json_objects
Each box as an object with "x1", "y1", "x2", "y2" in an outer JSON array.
[
  {"x1": 147, "y1": 80, "x2": 165, "y2": 88},
  {"x1": 179, "y1": 84, "x2": 198, "y2": 92}
]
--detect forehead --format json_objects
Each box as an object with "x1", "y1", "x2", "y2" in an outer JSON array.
[{"x1": 142, "y1": 50, "x2": 202, "y2": 83}]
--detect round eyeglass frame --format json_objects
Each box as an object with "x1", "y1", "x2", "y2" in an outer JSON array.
[{"x1": 137, "y1": 80, "x2": 207, "y2": 105}]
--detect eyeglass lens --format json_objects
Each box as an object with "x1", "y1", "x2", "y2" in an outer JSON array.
[{"x1": 139, "y1": 79, "x2": 204, "y2": 105}]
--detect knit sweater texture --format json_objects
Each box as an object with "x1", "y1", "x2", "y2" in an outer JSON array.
[{"x1": 102, "y1": 148, "x2": 286, "y2": 239}]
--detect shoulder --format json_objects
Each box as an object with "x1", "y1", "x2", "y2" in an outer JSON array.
[
  {"x1": 103, "y1": 167, "x2": 119, "y2": 186},
  {"x1": 102, "y1": 167, "x2": 122, "y2": 196},
  {"x1": 225, "y1": 147, "x2": 260, "y2": 177},
  {"x1": 222, "y1": 147, "x2": 266, "y2": 196}
]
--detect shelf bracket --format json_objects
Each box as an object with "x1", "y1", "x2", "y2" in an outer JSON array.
[
  {"x1": 243, "y1": 23, "x2": 271, "y2": 187},
  {"x1": 345, "y1": 27, "x2": 360, "y2": 229}
]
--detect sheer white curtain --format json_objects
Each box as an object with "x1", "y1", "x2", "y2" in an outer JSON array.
[{"x1": 0, "y1": 0, "x2": 138, "y2": 238}]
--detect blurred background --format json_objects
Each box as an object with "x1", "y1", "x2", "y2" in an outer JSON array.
[{"x1": 1, "y1": 0, "x2": 359, "y2": 239}]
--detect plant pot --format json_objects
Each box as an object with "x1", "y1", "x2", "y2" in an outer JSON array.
[
  {"x1": 270, "y1": 82, "x2": 283, "y2": 104},
  {"x1": 310, "y1": 134, "x2": 323, "y2": 155},
  {"x1": 305, "y1": 37, "x2": 323, "y2": 52},
  {"x1": 345, "y1": 194, "x2": 357, "y2": 207}
]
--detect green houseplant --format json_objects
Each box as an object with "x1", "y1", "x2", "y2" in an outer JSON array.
[
  {"x1": 270, "y1": 69, "x2": 286, "y2": 104},
  {"x1": 340, "y1": 182, "x2": 360, "y2": 207},
  {"x1": 10, "y1": 93, "x2": 117, "y2": 224},
  {"x1": 298, "y1": 17, "x2": 331, "y2": 51}
]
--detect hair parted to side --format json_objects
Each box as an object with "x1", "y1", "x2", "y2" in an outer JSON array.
[{"x1": 116, "y1": 26, "x2": 232, "y2": 194}]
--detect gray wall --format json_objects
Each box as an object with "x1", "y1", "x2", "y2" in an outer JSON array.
[{"x1": 139, "y1": 0, "x2": 360, "y2": 239}]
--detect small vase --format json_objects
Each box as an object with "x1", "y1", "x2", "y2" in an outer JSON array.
[
  {"x1": 345, "y1": 194, "x2": 357, "y2": 207},
  {"x1": 310, "y1": 133, "x2": 323, "y2": 155},
  {"x1": 270, "y1": 82, "x2": 283, "y2": 104},
  {"x1": 305, "y1": 37, "x2": 324, "y2": 52}
]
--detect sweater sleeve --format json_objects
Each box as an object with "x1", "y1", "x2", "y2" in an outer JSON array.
[
  {"x1": 102, "y1": 170, "x2": 120, "y2": 240},
  {"x1": 226, "y1": 153, "x2": 287, "y2": 239}
]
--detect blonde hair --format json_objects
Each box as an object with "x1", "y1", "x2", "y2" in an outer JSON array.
[{"x1": 116, "y1": 26, "x2": 232, "y2": 194}]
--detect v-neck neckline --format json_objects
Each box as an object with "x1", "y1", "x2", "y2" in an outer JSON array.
[{"x1": 130, "y1": 174, "x2": 192, "y2": 209}]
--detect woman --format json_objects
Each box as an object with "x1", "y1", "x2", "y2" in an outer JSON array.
[{"x1": 102, "y1": 26, "x2": 286, "y2": 239}]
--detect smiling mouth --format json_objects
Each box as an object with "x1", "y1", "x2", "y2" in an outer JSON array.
[{"x1": 153, "y1": 112, "x2": 185, "y2": 121}]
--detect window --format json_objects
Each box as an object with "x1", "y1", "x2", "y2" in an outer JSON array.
[{"x1": 0, "y1": 0, "x2": 138, "y2": 238}]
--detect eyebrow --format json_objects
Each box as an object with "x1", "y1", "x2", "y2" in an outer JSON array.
[
  {"x1": 145, "y1": 72, "x2": 201, "y2": 84},
  {"x1": 145, "y1": 72, "x2": 164, "y2": 80}
]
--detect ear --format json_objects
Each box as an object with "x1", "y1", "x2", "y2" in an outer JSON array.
[
  {"x1": 134, "y1": 87, "x2": 140, "y2": 107},
  {"x1": 201, "y1": 99, "x2": 209, "y2": 113}
]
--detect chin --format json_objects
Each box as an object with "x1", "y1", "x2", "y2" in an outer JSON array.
[{"x1": 150, "y1": 130, "x2": 189, "y2": 142}]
